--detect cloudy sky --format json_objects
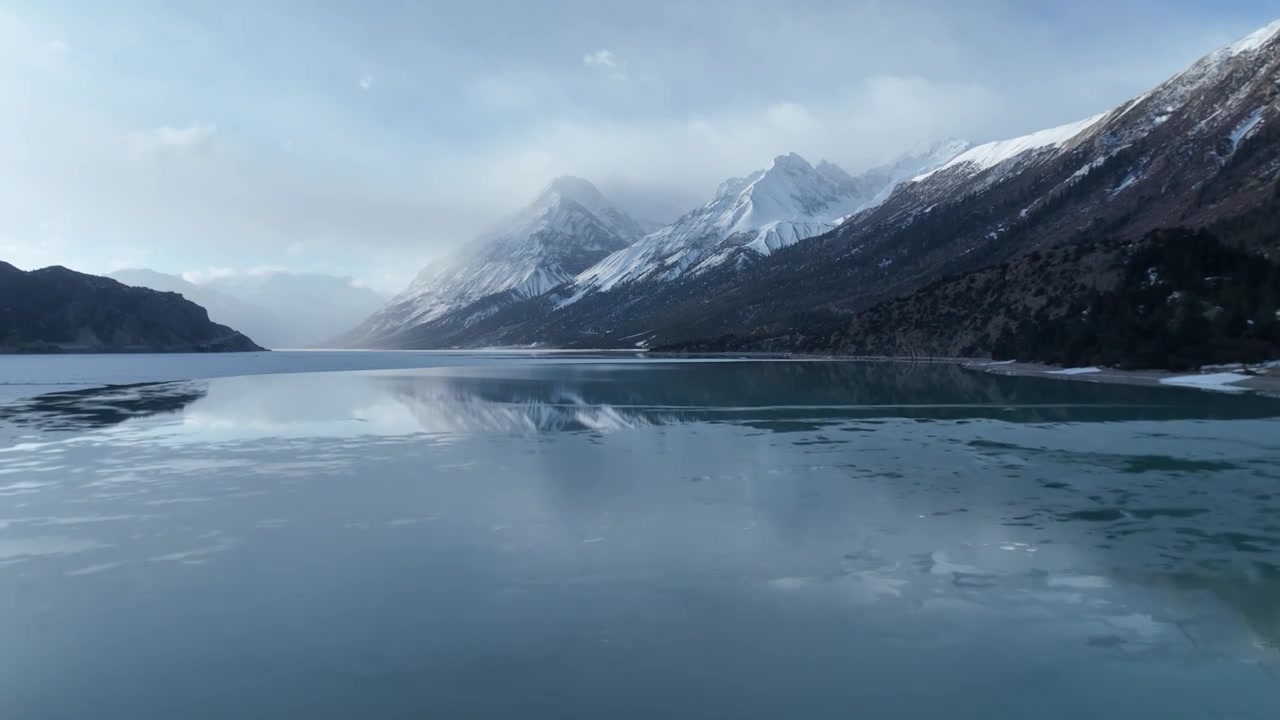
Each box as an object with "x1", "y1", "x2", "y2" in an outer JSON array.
[{"x1": 1, "y1": 0, "x2": 1275, "y2": 293}]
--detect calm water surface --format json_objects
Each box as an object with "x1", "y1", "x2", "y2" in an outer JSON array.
[{"x1": 1, "y1": 359, "x2": 1279, "y2": 719}]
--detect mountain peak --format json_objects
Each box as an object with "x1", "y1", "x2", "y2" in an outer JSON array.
[
  {"x1": 520, "y1": 174, "x2": 641, "y2": 243},
  {"x1": 543, "y1": 174, "x2": 597, "y2": 192},
  {"x1": 572, "y1": 152, "x2": 904, "y2": 294},
  {"x1": 535, "y1": 175, "x2": 607, "y2": 207},
  {"x1": 342, "y1": 172, "x2": 642, "y2": 346},
  {"x1": 1224, "y1": 18, "x2": 1280, "y2": 56},
  {"x1": 526, "y1": 175, "x2": 638, "y2": 238},
  {"x1": 769, "y1": 152, "x2": 813, "y2": 171},
  {"x1": 751, "y1": 153, "x2": 840, "y2": 200}
]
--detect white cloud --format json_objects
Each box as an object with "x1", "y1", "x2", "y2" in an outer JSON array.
[
  {"x1": 583, "y1": 49, "x2": 626, "y2": 80},
  {"x1": 48, "y1": 40, "x2": 69, "y2": 55},
  {"x1": 130, "y1": 123, "x2": 218, "y2": 157},
  {"x1": 181, "y1": 267, "x2": 237, "y2": 283},
  {"x1": 359, "y1": 73, "x2": 373, "y2": 90},
  {"x1": 347, "y1": 276, "x2": 381, "y2": 292},
  {"x1": 456, "y1": 74, "x2": 999, "y2": 222},
  {"x1": 182, "y1": 266, "x2": 290, "y2": 284},
  {"x1": 583, "y1": 50, "x2": 617, "y2": 69}
]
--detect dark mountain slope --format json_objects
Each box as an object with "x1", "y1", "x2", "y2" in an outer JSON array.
[
  {"x1": 108, "y1": 268, "x2": 290, "y2": 348},
  {"x1": 0, "y1": 264, "x2": 264, "y2": 353},
  {"x1": 668, "y1": 227, "x2": 1280, "y2": 371}
]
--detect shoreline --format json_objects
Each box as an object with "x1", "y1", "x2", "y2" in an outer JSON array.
[
  {"x1": 652, "y1": 351, "x2": 1280, "y2": 396},
  {"x1": 959, "y1": 359, "x2": 1280, "y2": 396},
  {"x1": 1, "y1": 350, "x2": 1278, "y2": 406}
]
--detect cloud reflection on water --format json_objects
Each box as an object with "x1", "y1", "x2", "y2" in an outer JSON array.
[{"x1": 0, "y1": 360, "x2": 1278, "y2": 716}]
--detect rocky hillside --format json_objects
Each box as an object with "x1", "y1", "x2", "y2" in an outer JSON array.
[
  {"x1": 668, "y1": 226, "x2": 1280, "y2": 371},
  {"x1": 0, "y1": 263, "x2": 264, "y2": 353},
  {"x1": 108, "y1": 268, "x2": 287, "y2": 347}
]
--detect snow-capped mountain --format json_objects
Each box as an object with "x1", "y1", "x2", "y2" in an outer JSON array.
[
  {"x1": 654, "y1": 16, "x2": 1280, "y2": 352},
  {"x1": 571, "y1": 143, "x2": 968, "y2": 295},
  {"x1": 339, "y1": 17, "x2": 1280, "y2": 352},
  {"x1": 858, "y1": 16, "x2": 1280, "y2": 253},
  {"x1": 339, "y1": 176, "x2": 642, "y2": 348}
]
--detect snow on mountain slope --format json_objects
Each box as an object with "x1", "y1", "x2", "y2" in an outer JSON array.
[
  {"x1": 572, "y1": 143, "x2": 968, "y2": 295},
  {"x1": 442, "y1": 16, "x2": 1280, "y2": 353},
  {"x1": 1227, "y1": 18, "x2": 1280, "y2": 55},
  {"x1": 873, "y1": 16, "x2": 1280, "y2": 235},
  {"x1": 341, "y1": 176, "x2": 641, "y2": 346},
  {"x1": 913, "y1": 115, "x2": 1108, "y2": 183}
]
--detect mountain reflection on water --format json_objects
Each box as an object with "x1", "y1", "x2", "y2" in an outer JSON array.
[
  {"x1": 1, "y1": 359, "x2": 1279, "y2": 719},
  {"x1": 0, "y1": 382, "x2": 206, "y2": 435},
  {"x1": 4, "y1": 361, "x2": 1280, "y2": 441},
  {"x1": 378, "y1": 360, "x2": 1280, "y2": 430}
]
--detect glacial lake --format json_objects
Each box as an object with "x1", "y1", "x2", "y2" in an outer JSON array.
[{"x1": 1, "y1": 356, "x2": 1279, "y2": 719}]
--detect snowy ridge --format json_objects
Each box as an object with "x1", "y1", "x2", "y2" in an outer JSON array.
[
  {"x1": 572, "y1": 142, "x2": 969, "y2": 295},
  {"x1": 1076, "y1": 15, "x2": 1280, "y2": 157},
  {"x1": 1226, "y1": 18, "x2": 1280, "y2": 56},
  {"x1": 900, "y1": 18, "x2": 1280, "y2": 205},
  {"x1": 913, "y1": 114, "x2": 1108, "y2": 183}
]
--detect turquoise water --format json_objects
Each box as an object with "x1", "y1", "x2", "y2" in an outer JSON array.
[{"x1": 1, "y1": 359, "x2": 1278, "y2": 718}]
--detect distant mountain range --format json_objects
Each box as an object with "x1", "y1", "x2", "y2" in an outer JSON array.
[
  {"x1": 573, "y1": 141, "x2": 969, "y2": 294},
  {"x1": 109, "y1": 269, "x2": 384, "y2": 349},
  {"x1": 11, "y1": 19, "x2": 1280, "y2": 369},
  {"x1": 340, "y1": 141, "x2": 969, "y2": 349},
  {"x1": 0, "y1": 263, "x2": 263, "y2": 353},
  {"x1": 332, "y1": 18, "x2": 1280, "y2": 369}
]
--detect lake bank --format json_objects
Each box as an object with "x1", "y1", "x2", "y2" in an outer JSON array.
[
  {"x1": 4, "y1": 350, "x2": 1279, "y2": 408},
  {"x1": 655, "y1": 351, "x2": 1280, "y2": 396},
  {"x1": 963, "y1": 359, "x2": 1280, "y2": 395}
]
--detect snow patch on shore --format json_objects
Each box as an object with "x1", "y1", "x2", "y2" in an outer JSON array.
[
  {"x1": 1049, "y1": 367, "x2": 1102, "y2": 376},
  {"x1": 1160, "y1": 372, "x2": 1251, "y2": 393}
]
